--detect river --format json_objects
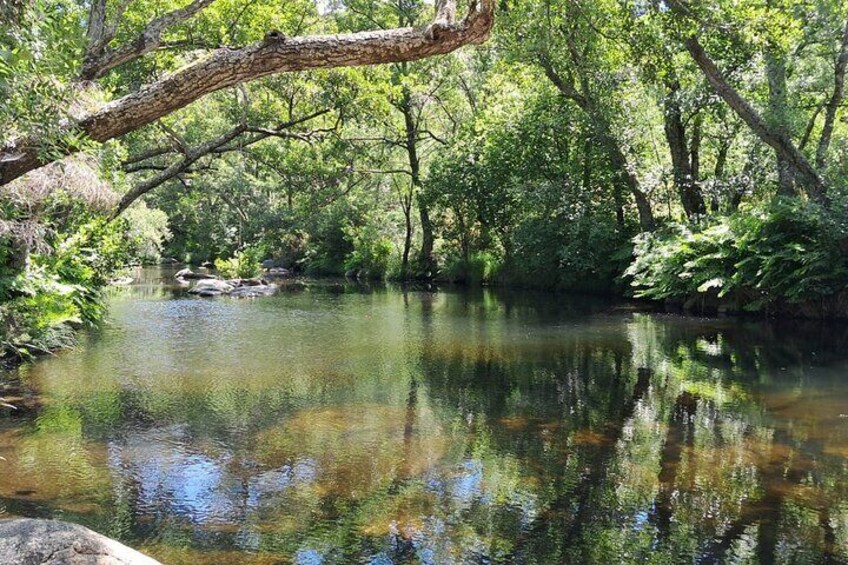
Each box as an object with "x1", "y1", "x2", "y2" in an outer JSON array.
[{"x1": 1, "y1": 266, "x2": 847, "y2": 563}]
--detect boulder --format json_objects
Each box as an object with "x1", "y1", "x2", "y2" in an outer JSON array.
[
  {"x1": 200, "y1": 261, "x2": 214, "y2": 269},
  {"x1": 187, "y1": 279, "x2": 234, "y2": 295},
  {"x1": 175, "y1": 268, "x2": 217, "y2": 281},
  {"x1": 230, "y1": 284, "x2": 277, "y2": 298},
  {"x1": 159, "y1": 257, "x2": 179, "y2": 265},
  {"x1": 0, "y1": 518, "x2": 161, "y2": 564}
]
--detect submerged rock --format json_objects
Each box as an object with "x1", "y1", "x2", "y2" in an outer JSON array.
[
  {"x1": 108, "y1": 276, "x2": 134, "y2": 286},
  {"x1": 227, "y1": 277, "x2": 269, "y2": 287},
  {"x1": 0, "y1": 518, "x2": 161, "y2": 564}
]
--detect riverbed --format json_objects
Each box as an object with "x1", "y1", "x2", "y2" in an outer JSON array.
[{"x1": 1, "y1": 267, "x2": 847, "y2": 563}]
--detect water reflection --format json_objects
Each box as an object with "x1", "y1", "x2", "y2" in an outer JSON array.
[{"x1": 0, "y1": 267, "x2": 847, "y2": 563}]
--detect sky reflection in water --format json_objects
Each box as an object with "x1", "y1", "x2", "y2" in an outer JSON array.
[{"x1": 1, "y1": 267, "x2": 848, "y2": 564}]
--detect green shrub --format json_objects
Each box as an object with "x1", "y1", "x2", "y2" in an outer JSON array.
[
  {"x1": 123, "y1": 203, "x2": 172, "y2": 265},
  {"x1": 214, "y1": 245, "x2": 264, "y2": 279},
  {"x1": 442, "y1": 250, "x2": 502, "y2": 285},
  {"x1": 1, "y1": 219, "x2": 134, "y2": 359},
  {"x1": 625, "y1": 199, "x2": 848, "y2": 310},
  {"x1": 343, "y1": 223, "x2": 393, "y2": 280}
]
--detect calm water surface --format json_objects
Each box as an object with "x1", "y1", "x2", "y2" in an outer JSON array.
[{"x1": 1, "y1": 267, "x2": 848, "y2": 564}]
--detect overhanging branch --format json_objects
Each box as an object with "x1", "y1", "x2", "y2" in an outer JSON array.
[{"x1": 0, "y1": 0, "x2": 494, "y2": 187}]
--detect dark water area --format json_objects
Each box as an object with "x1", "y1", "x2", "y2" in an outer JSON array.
[{"x1": 1, "y1": 267, "x2": 848, "y2": 564}]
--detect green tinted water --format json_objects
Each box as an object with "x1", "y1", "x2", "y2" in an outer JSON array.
[{"x1": 1, "y1": 267, "x2": 847, "y2": 564}]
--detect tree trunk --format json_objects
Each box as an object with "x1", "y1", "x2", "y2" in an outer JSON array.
[
  {"x1": 765, "y1": 48, "x2": 796, "y2": 196},
  {"x1": 401, "y1": 203, "x2": 412, "y2": 276},
  {"x1": 663, "y1": 81, "x2": 706, "y2": 217},
  {"x1": 418, "y1": 199, "x2": 435, "y2": 275},
  {"x1": 815, "y1": 19, "x2": 848, "y2": 171},
  {"x1": 397, "y1": 85, "x2": 436, "y2": 278},
  {"x1": 677, "y1": 33, "x2": 826, "y2": 203},
  {"x1": 539, "y1": 58, "x2": 656, "y2": 231},
  {"x1": 0, "y1": 0, "x2": 30, "y2": 26},
  {"x1": 0, "y1": 0, "x2": 493, "y2": 186},
  {"x1": 602, "y1": 134, "x2": 656, "y2": 231}
]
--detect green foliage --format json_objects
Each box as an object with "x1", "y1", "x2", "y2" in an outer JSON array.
[
  {"x1": 1, "y1": 219, "x2": 135, "y2": 359},
  {"x1": 344, "y1": 223, "x2": 394, "y2": 280},
  {"x1": 626, "y1": 199, "x2": 848, "y2": 310},
  {"x1": 123, "y1": 203, "x2": 172, "y2": 265},
  {"x1": 214, "y1": 245, "x2": 265, "y2": 279}
]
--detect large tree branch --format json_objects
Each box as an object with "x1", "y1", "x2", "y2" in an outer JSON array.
[
  {"x1": 123, "y1": 107, "x2": 331, "y2": 172},
  {"x1": 113, "y1": 124, "x2": 247, "y2": 217},
  {"x1": 85, "y1": 0, "x2": 108, "y2": 56},
  {"x1": 116, "y1": 108, "x2": 334, "y2": 215},
  {"x1": 815, "y1": 18, "x2": 848, "y2": 170},
  {"x1": 1, "y1": 0, "x2": 492, "y2": 187},
  {"x1": 80, "y1": 0, "x2": 219, "y2": 80}
]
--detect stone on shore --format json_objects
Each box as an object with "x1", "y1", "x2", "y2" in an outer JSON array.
[{"x1": 0, "y1": 518, "x2": 161, "y2": 564}]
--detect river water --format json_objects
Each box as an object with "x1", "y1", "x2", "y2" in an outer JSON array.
[{"x1": 1, "y1": 267, "x2": 847, "y2": 564}]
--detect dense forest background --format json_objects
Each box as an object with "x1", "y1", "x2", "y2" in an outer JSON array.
[{"x1": 2, "y1": 0, "x2": 848, "y2": 357}]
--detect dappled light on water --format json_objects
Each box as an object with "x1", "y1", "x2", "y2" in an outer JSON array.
[{"x1": 1, "y1": 267, "x2": 848, "y2": 563}]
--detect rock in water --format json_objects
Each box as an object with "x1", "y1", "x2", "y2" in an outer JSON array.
[
  {"x1": 265, "y1": 267, "x2": 291, "y2": 279},
  {"x1": 187, "y1": 279, "x2": 235, "y2": 295},
  {"x1": 175, "y1": 268, "x2": 218, "y2": 281},
  {"x1": 0, "y1": 518, "x2": 161, "y2": 564},
  {"x1": 230, "y1": 284, "x2": 276, "y2": 298}
]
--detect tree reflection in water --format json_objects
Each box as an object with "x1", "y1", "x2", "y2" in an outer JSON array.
[{"x1": 0, "y1": 274, "x2": 847, "y2": 563}]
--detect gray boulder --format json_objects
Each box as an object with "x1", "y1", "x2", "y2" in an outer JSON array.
[
  {"x1": 230, "y1": 284, "x2": 276, "y2": 298},
  {"x1": 187, "y1": 279, "x2": 235, "y2": 296},
  {"x1": 175, "y1": 268, "x2": 218, "y2": 281},
  {"x1": 0, "y1": 518, "x2": 161, "y2": 564}
]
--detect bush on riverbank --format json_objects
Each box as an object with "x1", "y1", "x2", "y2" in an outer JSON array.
[
  {"x1": 0, "y1": 158, "x2": 168, "y2": 362},
  {"x1": 1, "y1": 219, "x2": 135, "y2": 360},
  {"x1": 625, "y1": 199, "x2": 848, "y2": 315}
]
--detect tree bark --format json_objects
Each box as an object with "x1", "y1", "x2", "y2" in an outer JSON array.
[
  {"x1": 0, "y1": 0, "x2": 493, "y2": 187},
  {"x1": 815, "y1": 19, "x2": 848, "y2": 171}
]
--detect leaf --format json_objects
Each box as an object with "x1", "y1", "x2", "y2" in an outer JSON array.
[{"x1": 697, "y1": 278, "x2": 724, "y2": 293}]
